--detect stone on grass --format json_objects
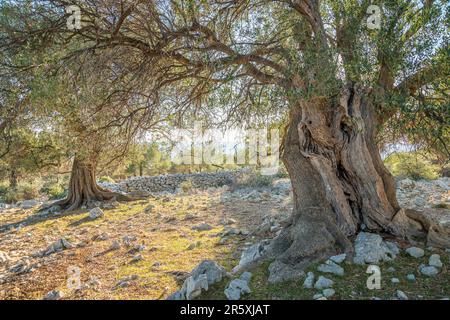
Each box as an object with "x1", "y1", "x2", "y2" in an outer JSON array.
[
  {"x1": 396, "y1": 290, "x2": 408, "y2": 300},
  {"x1": 240, "y1": 272, "x2": 252, "y2": 283},
  {"x1": 317, "y1": 260, "x2": 344, "y2": 276},
  {"x1": 190, "y1": 260, "x2": 228, "y2": 285},
  {"x1": 419, "y1": 265, "x2": 439, "y2": 277},
  {"x1": 385, "y1": 242, "x2": 400, "y2": 255},
  {"x1": 115, "y1": 275, "x2": 139, "y2": 288},
  {"x1": 184, "y1": 274, "x2": 209, "y2": 299},
  {"x1": 314, "y1": 276, "x2": 334, "y2": 289},
  {"x1": 267, "y1": 260, "x2": 304, "y2": 283},
  {"x1": 233, "y1": 242, "x2": 268, "y2": 273},
  {"x1": 168, "y1": 260, "x2": 227, "y2": 300},
  {"x1": 89, "y1": 207, "x2": 104, "y2": 219},
  {"x1": 224, "y1": 278, "x2": 251, "y2": 300},
  {"x1": 144, "y1": 204, "x2": 154, "y2": 213},
  {"x1": 428, "y1": 254, "x2": 442, "y2": 268},
  {"x1": 130, "y1": 254, "x2": 143, "y2": 263},
  {"x1": 406, "y1": 274, "x2": 416, "y2": 282},
  {"x1": 353, "y1": 232, "x2": 398, "y2": 264},
  {"x1": 313, "y1": 293, "x2": 324, "y2": 300},
  {"x1": 405, "y1": 247, "x2": 425, "y2": 258},
  {"x1": 43, "y1": 290, "x2": 64, "y2": 300},
  {"x1": 391, "y1": 278, "x2": 400, "y2": 284},
  {"x1": 42, "y1": 238, "x2": 74, "y2": 256},
  {"x1": 387, "y1": 267, "x2": 396, "y2": 272},
  {"x1": 329, "y1": 254, "x2": 346, "y2": 264},
  {"x1": 192, "y1": 223, "x2": 213, "y2": 232},
  {"x1": 21, "y1": 199, "x2": 40, "y2": 209},
  {"x1": 322, "y1": 288, "x2": 335, "y2": 298},
  {"x1": 303, "y1": 272, "x2": 315, "y2": 289},
  {"x1": 109, "y1": 240, "x2": 121, "y2": 251}
]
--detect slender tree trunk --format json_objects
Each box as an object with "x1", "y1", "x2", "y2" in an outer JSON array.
[
  {"x1": 267, "y1": 85, "x2": 416, "y2": 277},
  {"x1": 54, "y1": 157, "x2": 134, "y2": 211},
  {"x1": 139, "y1": 162, "x2": 144, "y2": 176},
  {"x1": 9, "y1": 170, "x2": 18, "y2": 190}
]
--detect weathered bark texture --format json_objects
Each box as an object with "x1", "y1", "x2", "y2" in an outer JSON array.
[
  {"x1": 268, "y1": 85, "x2": 412, "y2": 269},
  {"x1": 54, "y1": 157, "x2": 135, "y2": 211}
]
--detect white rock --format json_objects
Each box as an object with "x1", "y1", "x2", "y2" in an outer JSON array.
[
  {"x1": 406, "y1": 247, "x2": 425, "y2": 258},
  {"x1": 303, "y1": 272, "x2": 315, "y2": 289},
  {"x1": 419, "y1": 265, "x2": 439, "y2": 277},
  {"x1": 322, "y1": 288, "x2": 335, "y2": 298},
  {"x1": 191, "y1": 223, "x2": 213, "y2": 231},
  {"x1": 353, "y1": 232, "x2": 397, "y2": 264},
  {"x1": 43, "y1": 290, "x2": 64, "y2": 300},
  {"x1": 233, "y1": 242, "x2": 268, "y2": 273},
  {"x1": 224, "y1": 278, "x2": 251, "y2": 300},
  {"x1": 396, "y1": 290, "x2": 408, "y2": 300},
  {"x1": 184, "y1": 274, "x2": 208, "y2": 299},
  {"x1": 314, "y1": 276, "x2": 334, "y2": 289},
  {"x1": 329, "y1": 253, "x2": 346, "y2": 264},
  {"x1": 406, "y1": 274, "x2": 416, "y2": 282},
  {"x1": 428, "y1": 254, "x2": 442, "y2": 268},
  {"x1": 89, "y1": 207, "x2": 104, "y2": 219}
]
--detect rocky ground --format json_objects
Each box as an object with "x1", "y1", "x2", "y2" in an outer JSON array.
[{"x1": 0, "y1": 177, "x2": 448, "y2": 300}]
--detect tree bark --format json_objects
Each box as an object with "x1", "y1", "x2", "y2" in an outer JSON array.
[
  {"x1": 9, "y1": 170, "x2": 18, "y2": 190},
  {"x1": 54, "y1": 157, "x2": 134, "y2": 211},
  {"x1": 268, "y1": 84, "x2": 408, "y2": 272}
]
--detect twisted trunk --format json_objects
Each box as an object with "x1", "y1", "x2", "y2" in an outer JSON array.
[
  {"x1": 54, "y1": 157, "x2": 134, "y2": 211},
  {"x1": 268, "y1": 85, "x2": 409, "y2": 277}
]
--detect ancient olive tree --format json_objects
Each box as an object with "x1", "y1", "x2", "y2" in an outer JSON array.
[{"x1": 2, "y1": 0, "x2": 449, "y2": 273}]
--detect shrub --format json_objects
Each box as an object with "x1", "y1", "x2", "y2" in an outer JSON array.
[
  {"x1": 2, "y1": 182, "x2": 39, "y2": 203},
  {"x1": 3, "y1": 190, "x2": 19, "y2": 203},
  {"x1": 18, "y1": 182, "x2": 40, "y2": 200},
  {"x1": 98, "y1": 176, "x2": 115, "y2": 183},
  {"x1": 432, "y1": 203, "x2": 449, "y2": 209},
  {"x1": 0, "y1": 182, "x2": 8, "y2": 196},
  {"x1": 384, "y1": 152, "x2": 440, "y2": 180},
  {"x1": 47, "y1": 184, "x2": 67, "y2": 200},
  {"x1": 180, "y1": 179, "x2": 193, "y2": 193}
]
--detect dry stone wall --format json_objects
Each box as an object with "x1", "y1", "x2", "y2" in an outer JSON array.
[{"x1": 100, "y1": 170, "x2": 247, "y2": 193}]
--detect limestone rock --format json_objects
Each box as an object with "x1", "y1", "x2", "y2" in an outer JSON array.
[
  {"x1": 419, "y1": 265, "x2": 439, "y2": 277},
  {"x1": 183, "y1": 274, "x2": 209, "y2": 300},
  {"x1": 224, "y1": 279, "x2": 251, "y2": 300},
  {"x1": 233, "y1": 242, "x2": 268, "y2": 273},
  {"x1": 406, "y1": 274, "x2": 416, "y2": 282},
  {"x1": 405, "y1": 247, "x2": 425, "y2": 258},
  {"x1": 89, "y1": 207, "x2": 104, "y2": 219},
  {"x1": 190, "y1": 260, "x2": 227, "y2": 285},
  {"x1": 353, "y1": 232, "x2": 397, "y2": 264},
  {"x1": 314, "y1": 276, "x2": 334, "y2": 289},
  {"x1": 329, "y1": 253, "x2": 346, "y2": 264},
  {"x1": 42, "y1": 238, "x2": 74, "y2": 256},
  {"x1": 428, "y1": 254, "x2": 442, "y2": 268},
  {"x1": 317, "y1": 260, "x2": 344, "y2": 276},
  {"x1": 396, "y1": 290, "x2": 408, "y2": 300},
  {"x1": 43, "y1": 290, "x2": 64, "y2": 300},
  {"x1": 322, "y1": 288, "x2": 335, "y2": 298},
  {"x1": 303, "y1": 272, "x2": 315, "y2": 289},
  {"x1": 192, "y1": 223, "x2": 213, "y2": 232},
  {"x1": 267, "y1": 260, "x2": 304, "y2": 283}
]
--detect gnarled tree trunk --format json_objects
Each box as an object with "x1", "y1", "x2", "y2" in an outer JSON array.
[
  {"x1": 54, "y1": 157, "x2": 134, "y2": 211},
  {"x1": 268, "y1": 85, "x2": 411, "y2": 275}
]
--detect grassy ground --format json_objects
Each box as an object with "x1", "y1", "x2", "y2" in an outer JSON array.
[
  {"x1": 0, "y1": 189, "x2": 280, "y2": 300},
  {"x1": 0, "y1": 187, "x2": 449, "y2": 300},
  {"x1": 202, "y1": 251, "x2": 449, "y2": 300}
]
